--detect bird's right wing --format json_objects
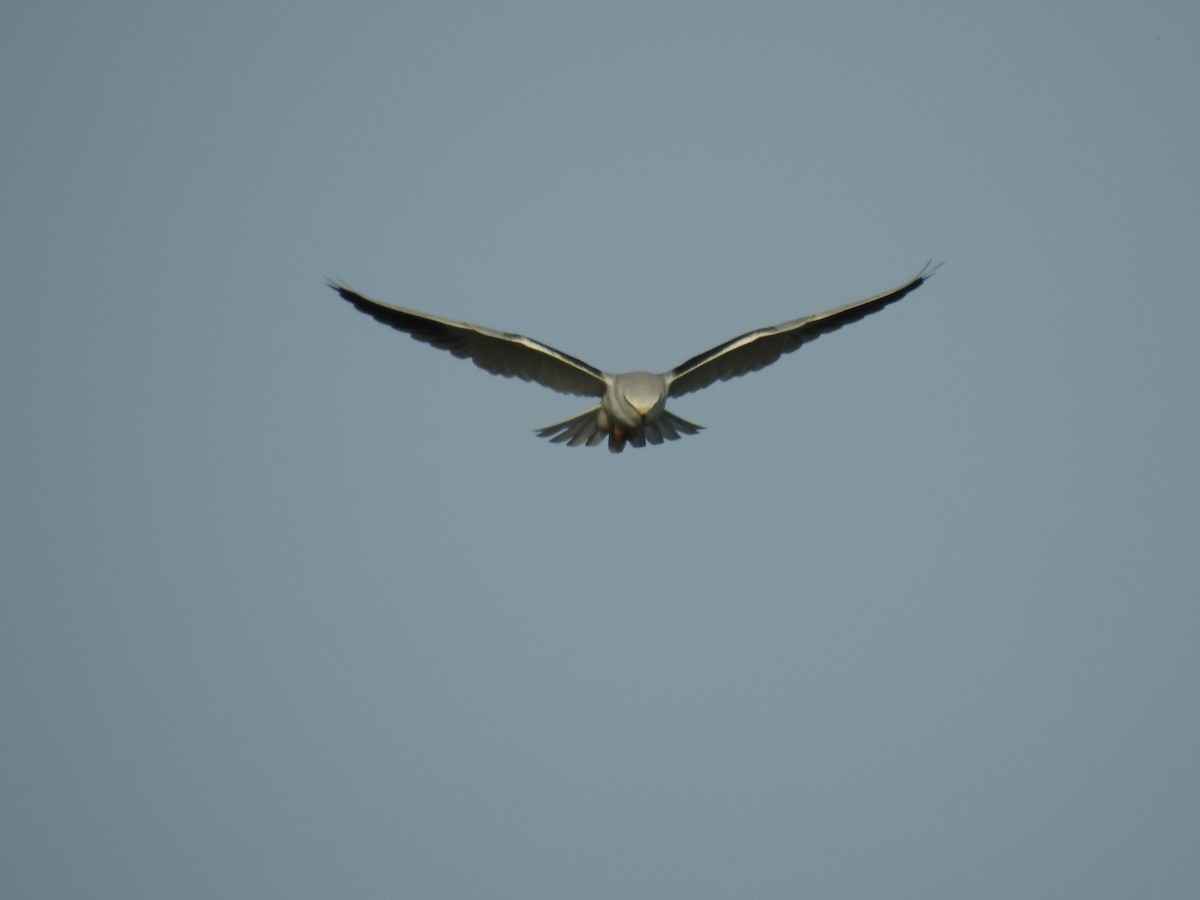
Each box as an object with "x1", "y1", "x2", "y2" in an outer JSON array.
[{"x1": 330, "y1": 283, "x2": 608, "y2": 398}]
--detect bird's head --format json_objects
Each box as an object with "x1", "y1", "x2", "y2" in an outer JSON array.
[{"x1": 617, "y1": 371, "x2": 667, "y2": 421}]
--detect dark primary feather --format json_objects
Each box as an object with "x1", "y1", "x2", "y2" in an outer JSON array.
[
  {"x1": 329, "y1": 282, "x2": 607, "y2": 398},
  {"x1": 668, "y1": 261, "x2": 941, "y2": 398}
]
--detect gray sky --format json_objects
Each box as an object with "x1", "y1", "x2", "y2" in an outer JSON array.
[{"x1": 4, "y1": 2, "x2": 1199, "y2": 897}]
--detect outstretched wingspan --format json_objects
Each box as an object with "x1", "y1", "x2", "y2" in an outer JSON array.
[
  {"x1": 667, "y1": 262, "x2": 941, "y2": 398},
  {"x1": 329, "y1": 283, "x2": 608, "y2": 398}
]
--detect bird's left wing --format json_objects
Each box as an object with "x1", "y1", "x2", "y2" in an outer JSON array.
[
  {"x1": 667, "y1": 262, "x2": 941, "y2": 398},
  {"x1": 330, "y1": 283, "x2": 608, "y2": 398}
]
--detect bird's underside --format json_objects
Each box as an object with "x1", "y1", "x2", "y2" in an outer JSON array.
[{"x1": 329, "y1": 261, "x2": 940, "y2": 452}]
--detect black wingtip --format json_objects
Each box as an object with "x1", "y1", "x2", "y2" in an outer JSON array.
[
  {"x1": 327, "y1": 280, "x2": 376, "y2": 310},
  {"x1": 918, "y1": 260, "x2": 944, "y2": 281}
]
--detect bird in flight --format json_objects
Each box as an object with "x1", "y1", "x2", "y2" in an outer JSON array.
[{"x1": 330, "y1": 261, "x2": 940, "y2": 452}]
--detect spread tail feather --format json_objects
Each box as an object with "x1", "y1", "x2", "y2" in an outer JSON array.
[
  {"x1": 535, "y1": 407, "x2": 607, "y2": 447},
  {"x1": 536, "y1": 408, "x2": 703, "y2": 451},
  {"x1": 645, "y1": 410, "x2": 703, "y2": 444}
]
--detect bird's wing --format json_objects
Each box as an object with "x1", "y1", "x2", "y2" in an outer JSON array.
[
  {"x1": 666, "y1": 262, "x2": 941, "y2": 398},
  {"x1": 330, "y1": 283, "x2": 608, "y2": 398}
]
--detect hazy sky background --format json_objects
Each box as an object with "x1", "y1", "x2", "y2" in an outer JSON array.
[{"x1": 4, "y1": 2, "x2": 1199, "y2": 897}]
